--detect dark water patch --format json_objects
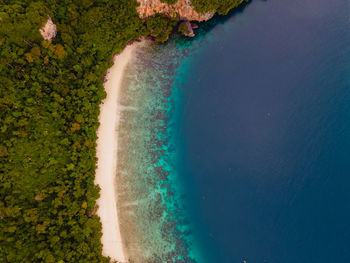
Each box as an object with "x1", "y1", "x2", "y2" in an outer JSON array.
[{"x1": 176, "y1": 0, "x2": 350, "y2": 262}]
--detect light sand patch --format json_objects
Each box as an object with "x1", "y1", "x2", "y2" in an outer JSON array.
[{"x1": 95, "y1": 44, "x2": 137, "y2": 263}]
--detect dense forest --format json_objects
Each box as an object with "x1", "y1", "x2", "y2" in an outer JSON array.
[{"x1": 0, "y1": 0, "x2": 244, "y2": 262}]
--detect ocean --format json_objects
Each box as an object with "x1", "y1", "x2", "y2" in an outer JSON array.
[{"x1": 118, "y1": 0, "x2": 350, "y2": 262}]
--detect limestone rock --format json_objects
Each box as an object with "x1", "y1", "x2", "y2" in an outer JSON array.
[
  {"x1": 179, "y1": 21, "x2": 195, "y2": 37},
  {"x1": 136, "y1": 0, "x2": 214, "y2": 22},
  {"x1": 40, "y1": 16, "x2": 57, "y2": 42}
]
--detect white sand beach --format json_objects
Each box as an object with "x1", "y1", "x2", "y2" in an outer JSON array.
[{"x1": 95, "y1": 44, "x2": 136, "y2": 262}]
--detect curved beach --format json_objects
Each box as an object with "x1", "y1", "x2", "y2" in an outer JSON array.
[{"x1": 94, "y1": 44, "x2": 137, "y2": 263}]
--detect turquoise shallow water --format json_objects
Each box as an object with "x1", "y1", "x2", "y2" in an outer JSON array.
[
  {"x1": 117, "y1": 0, "x2": 350, "y2": 262},
  {"x1": 116, "y1": 41, "x2": 201, "y2": 262}
]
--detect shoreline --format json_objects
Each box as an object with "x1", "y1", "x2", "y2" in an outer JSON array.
[
  {"x1": 94, "y1": 43, "x2": 137, "y2": 263},
  {"x1": 114, "y1": 40, "x2": 198, "y2": 262}
]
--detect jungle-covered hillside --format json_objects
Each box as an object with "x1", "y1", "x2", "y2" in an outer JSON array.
[{"x1": 0, "y1": 0, "x2": 245, "y2": 262}]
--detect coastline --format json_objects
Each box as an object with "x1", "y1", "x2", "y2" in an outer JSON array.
[
  {"x1": 114, "y1": 40, "x2": 199, "y2": 262},
  {"x1": 94, "y1": 43, "x2": 137, "y2": 263}
]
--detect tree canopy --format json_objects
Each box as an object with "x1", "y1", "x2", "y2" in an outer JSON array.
[{"x1": 0, "y1": 0, "x2": 245, "y2": 262}]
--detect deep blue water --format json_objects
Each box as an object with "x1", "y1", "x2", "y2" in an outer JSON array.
[{"x1": 174, "y1": 0, "x2": 350, "y2": 262}]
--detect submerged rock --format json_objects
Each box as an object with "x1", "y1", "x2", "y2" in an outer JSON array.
[{"x1": 190, "y1": 22, "x2": 199, "y2": 29}]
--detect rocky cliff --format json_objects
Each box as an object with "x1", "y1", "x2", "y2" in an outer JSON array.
[
  {"x1": 136, "y1": 0, "x2": 214, "y2": 22},
  {"x1": 40, "y1": 17, "x2": 57, "y2": 41}
]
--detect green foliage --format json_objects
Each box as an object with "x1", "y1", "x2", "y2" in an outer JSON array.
[
  {"x1": 178, "y1": 22, "x2": 191, "y2": 35},
  {"x1": 191, "y1": 0, "x2": 246, "y2": 15},
  {"x1": 160, "y1": 0, "x2": 178, "y2": 4},
  {"x1": 146, "y1": 14, "x2": 177, "y2": 43},
  {"x1": 0, "y1": 1, "x2": 48, "y2": 44},
  {"x1": 0, "y1": 0, "x2": 146, "y2": 262}
]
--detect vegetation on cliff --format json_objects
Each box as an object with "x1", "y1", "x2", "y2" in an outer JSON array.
[
  {"x1": 160, "y1": 0, "x2": 246, "y2": 15},
  {"x1": 0, "y1": 0, "x2": 245, "y2": 262},
  {"x1": 146, "y1": 14, "x2": 177, "y2": 42},
  {"x1": 1, "y1": 1, "x2": 145, "y2": 262},
  {"x1": 191, "y1": 0, "x2": 247, "y2": 14}
]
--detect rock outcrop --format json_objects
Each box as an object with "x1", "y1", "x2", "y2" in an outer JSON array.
[
  {"x1": 40, "y1": 16, "x2": 57, "y2": 42},
  {"x1": 136, "y1": 0, "x2": 214, "y2": 22},
  {"x1": 179, "y1": 21, "x2": 195, "y2": 37}
]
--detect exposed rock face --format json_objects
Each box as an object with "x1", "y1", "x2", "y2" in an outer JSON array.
[
  {"x1": 136, "y1": 0, "x2": 214, "y2": 21},
  {"x1": 40, "y1": 17, "x2": 57, "y2": 42},
  {"x1": 179, "y1": 21, "x2": 195, "y2": 37}
]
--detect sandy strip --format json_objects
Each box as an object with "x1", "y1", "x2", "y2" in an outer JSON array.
[{"x1": 95, "y1": 44, "x2": 136, "y2": 262}]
